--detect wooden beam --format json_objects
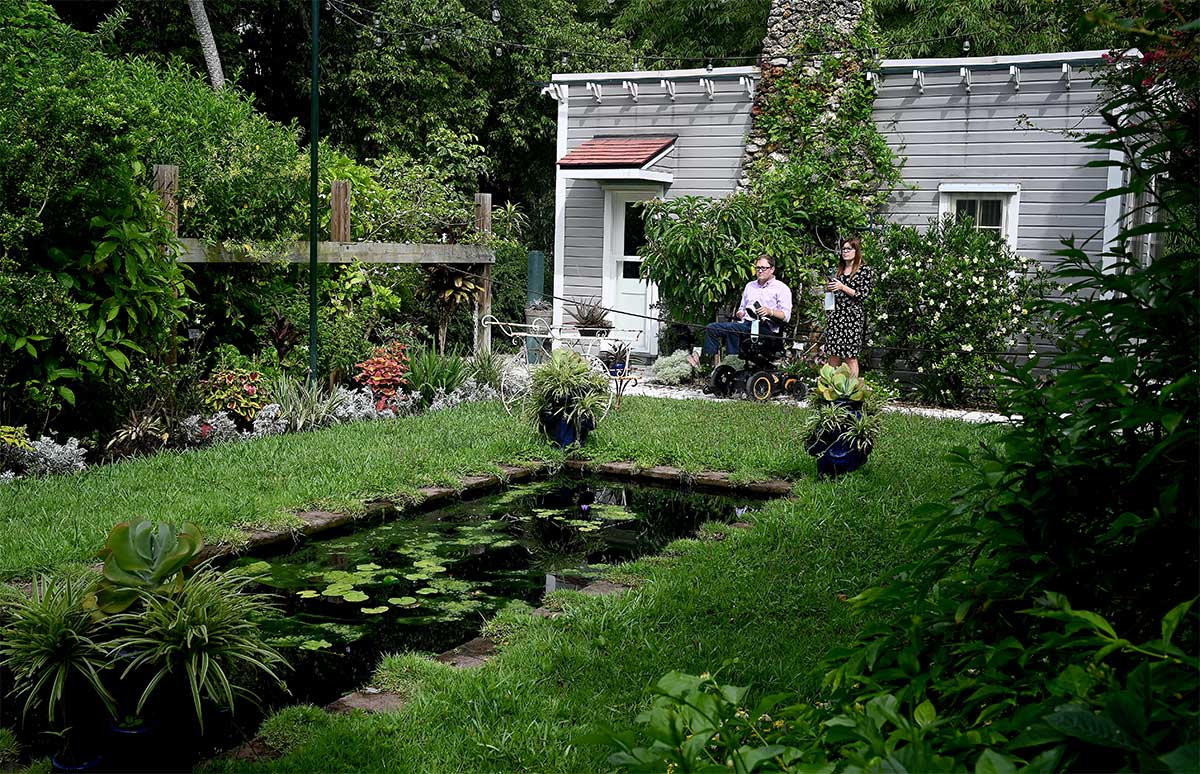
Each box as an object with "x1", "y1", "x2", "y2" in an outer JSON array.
[
  {"x1": 176, "y1": 238, "x2": 494, "y2": 265},
  {"x1": 330, "y1": 180, "x2": 351, "y2": 242}
]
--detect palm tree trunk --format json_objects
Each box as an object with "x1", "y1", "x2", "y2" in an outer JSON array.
[{"x1": 188, "y1": 0, "x2": 225, "y2": 90}]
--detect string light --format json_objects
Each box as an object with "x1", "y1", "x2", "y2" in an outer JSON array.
[
  {"x1": 706, "y1": 59, "x2": 713, "y2": 72},
  {"x1": 495, "y1": 42, "x2": 505, "y2": 56},
  {"x1": 491, "y1": 1, "x2": 501, "y2": 23},
  {"x1": 962, "y1": 35, "x2": 972, "y2": 53},
  {"x1": 561, "y1": 54, "x2": 569, "y2": 68}
]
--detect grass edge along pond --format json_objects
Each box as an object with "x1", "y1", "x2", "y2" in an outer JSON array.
[
  {"x1": 188, "y1": 405, "x2": 998, "y2": 773},
  {"x1": 2, "y1": 397, "x2": 886, "y2": 581}
]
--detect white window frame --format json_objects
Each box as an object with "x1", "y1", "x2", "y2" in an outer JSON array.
[{"x1": 937, "y1": 182, "x2": 1021, "y2": 248}]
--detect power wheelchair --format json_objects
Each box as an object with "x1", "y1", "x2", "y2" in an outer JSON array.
[{"x1": 703, "y1": 314, "x2": 809, "y2": 401}]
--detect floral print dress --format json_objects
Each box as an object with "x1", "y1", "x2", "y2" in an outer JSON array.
[{"x1": 824, "y1": 265, "x2": 874, "y2": 359}]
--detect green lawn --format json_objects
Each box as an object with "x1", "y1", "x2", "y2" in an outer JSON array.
[
  {"x1": 0, "y1": 397, "x2": 849, "y2": 580},
  {"x1": 155, "y1": 399, "x2": 998, "y2": 773}
]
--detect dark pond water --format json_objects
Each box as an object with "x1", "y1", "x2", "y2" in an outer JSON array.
[{"x1": 230, "y1": 475, "x2": 762, "y2": 707}]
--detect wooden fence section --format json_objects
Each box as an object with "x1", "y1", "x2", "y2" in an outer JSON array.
[
  {"x1": 155, "y1": 164, "x2": 498, "y2": 351},
  {"x1": 174, "y1": 239, "x2": 494, "y2": 265}
]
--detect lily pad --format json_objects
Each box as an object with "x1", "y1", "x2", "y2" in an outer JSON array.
[
  {"x1": 322, "y1": 583, "x2": 356, "y2": 596},
  {"x1": 341, "y1": 590, "x2": 369, "y2": 603},
  {"x1": 416, "y1": 587, "x2": 438, "y2": 595},
  {"x1": 387, "y1": 596, "x2": 418, "y2": 606},
  {"x1": 356, "y1": 563, "x2": 381, "y2": 572},
  {"x1": 361, "y1": 606, "x2": 389, "y2": 615},
  {"x1": 235, "y1": 560, "x2": 272, "y2": 575},
  {"x1": 300, "y1": 639, "x2": 333, "y2": 651},
  {"x1": 404, "y1": 573, "x2": 432, "y2": 581},
  {"x1": 296, "y1": 590, "x2": 319, "y2": 599}
]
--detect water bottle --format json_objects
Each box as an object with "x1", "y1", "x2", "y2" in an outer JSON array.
[{"x1": 824, "y1": 271, "x2": 837, "y2": 311}]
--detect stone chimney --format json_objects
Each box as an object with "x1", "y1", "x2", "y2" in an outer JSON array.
[{"x1": 739, "y1": 0, "x2": 868, "y2": 188}]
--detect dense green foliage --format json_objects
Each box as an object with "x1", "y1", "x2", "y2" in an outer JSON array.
[
  {"x1": 869, "y1": 217, "x2": 1050, "y2": 406},
  {"x1": 873, "y1": 0, "x2": 1123, "y2": 57}
]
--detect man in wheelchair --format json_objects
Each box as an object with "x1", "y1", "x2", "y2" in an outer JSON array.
[{"x1": 690, "y1": 254, "x2": 802, "y2": 400}]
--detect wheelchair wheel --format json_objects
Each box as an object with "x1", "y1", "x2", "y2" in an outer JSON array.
[
  {"x1": 783, "y1": 376, "x2": 808, "y2": 400},
  {"x1": 745, "y1": 371, "x2": 776, "y2": 401},
  {"x1": 709, "y1": 364, "x2": 738, "y2": 397}
]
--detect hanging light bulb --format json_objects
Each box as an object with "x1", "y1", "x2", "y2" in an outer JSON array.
[
  {"x1": 633, "y1": 56, "x2": 640, "y2": 71},
  {"x1": 423, "y1": 31, "x2": 434, "y2": 49},
  {"x1": 491, "y1": 1, "x2": 501, "y2": 23},
  {"x1": 399, "y1": 38, "x2": 407, "y2": 51},
  {"x1": 374, "y1": 36, "x2": 382, "y2": 46},
  {"x1": 561, "y1": 54, "x2": 569, "y2": 68},
  {"x1": 962, "y1": 36, "x2": 972, "y2": 53},
  {"x1": 495, "y1": 42, "x2": 504, "y2": 57},
  {"x1": 705, "y1": 58, "x2": 713, "y2": 73}
]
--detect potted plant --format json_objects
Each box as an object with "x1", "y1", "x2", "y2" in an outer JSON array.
[
  {"x1": 602, "y1": 341, "x2": 632, "y2": 376},
  {"x1": 569, "y1": 297, "x2": 614, "y2": 337},
  {"x1": 105, "y1": 566, "x2": 288, "y2": 744},
  {"x1": 525, "y1": 349, "x2": 610, "y2": 448},
  {"x1": 802, "y1": 364, "x2": 890, "y2": 478},
  {"x1": 0, "y1": 573, "x2": 117, "y2": 771}
]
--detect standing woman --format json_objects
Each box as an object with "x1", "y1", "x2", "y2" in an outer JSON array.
[{"x1": 824, "y1": 237, "x2": 874, "y2": 377}]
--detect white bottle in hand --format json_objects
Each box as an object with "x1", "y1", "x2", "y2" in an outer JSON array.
[{"x1": 824, "y1": 272, "x2": 837, "y2": 311}]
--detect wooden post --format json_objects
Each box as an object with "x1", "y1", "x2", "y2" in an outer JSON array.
[
  {"x1": 330, "y1": 180, "x2": 351, "y2": 242},
  {"x1": 474, "y1": 193, "x2": 494, "y2": 354},
  {"x1": 153, "y1": 165, "x2": 179, "y2": 235}
]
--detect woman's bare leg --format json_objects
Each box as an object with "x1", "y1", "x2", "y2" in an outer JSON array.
[
  {"x1": 827, "y1": 356, "x2": 843, "y2": 369},
  {"x1": 846, "y1": 358, "x2": 859, "y2": 377}
]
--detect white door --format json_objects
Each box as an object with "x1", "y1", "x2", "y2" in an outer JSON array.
[{"x1": 605, "y1": 188, "x2": 659, "y2": 356}]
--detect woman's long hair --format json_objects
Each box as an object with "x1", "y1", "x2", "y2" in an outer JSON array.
[{"x1": 839, "y1": 237, "x2": 863, "y2": 277}]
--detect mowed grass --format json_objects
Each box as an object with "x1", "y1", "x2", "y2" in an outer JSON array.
[{"x1": 197, "y1": 405, "x2": 1000, "y2": 774}]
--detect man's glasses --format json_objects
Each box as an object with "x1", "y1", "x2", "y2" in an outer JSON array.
[{"x1": 755, "y1": 265, "x2": 772, "y2": 272}]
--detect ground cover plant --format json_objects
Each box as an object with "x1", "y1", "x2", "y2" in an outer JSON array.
[{"x1": 194, "y1": 409, "x2": 999, "y2": 773}]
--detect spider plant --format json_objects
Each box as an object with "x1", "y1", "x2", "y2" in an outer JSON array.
[
  {"x1": 0, "y1": 573, "x2": 117, "y2": 724},
  {"x1": 105, "y1": 567, "x2": 287, "y2": 735}
]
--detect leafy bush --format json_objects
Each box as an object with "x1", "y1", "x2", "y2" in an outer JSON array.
[
  {"x1": 178, "y1": 412, "x2": 241, "y2": 446},
  {"x1": 333, "y1": 387, "x2": 405, "y2": 423},
  {"x1": 25, "y1": 435, "x2": 88, "y2": 477},
  {"x1": 646, "y1": 350, "x2": 694, "y2": 385},
  {"x1": 354, "y1": 342, "x2": 411, "y2": 411},
  {"x1": 523, "y1": 349, "x2": 610, "y2": 439},
  {"x1": 869, "y1": 217, "x2": 1050, "y2": 406},
  {"x1": 467, "y1": 350, "x2": 505, "y2": 391},
  {"x1": 426, "y1": 378, "x2": 501, "y2": 413},
  {"x1": 407, "y1": 348, "x2": 468, "y2": 408},
  {"x1": 201, "y1": 368, "x2": 269, "y2": 423},
  {"x1": 269, "y1": 377, "x2": 346, "y2": 433}
]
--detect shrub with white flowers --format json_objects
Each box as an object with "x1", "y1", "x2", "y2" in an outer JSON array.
[{"x1": 869, "y1": 217, "x2": 1050, "y2": 406}]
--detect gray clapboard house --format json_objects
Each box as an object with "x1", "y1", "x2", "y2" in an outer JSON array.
[{"x1": 545, "y1": 50, "x2": 1120, "y2": 356}]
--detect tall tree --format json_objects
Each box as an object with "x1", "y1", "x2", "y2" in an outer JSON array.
[{"x1": 187, "y1": 0, "x2": 225, "y2": 89}]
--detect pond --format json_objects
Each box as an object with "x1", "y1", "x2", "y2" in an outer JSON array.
[{"x1": 230, "y1": 474, "x2": 764, "y2": 707}]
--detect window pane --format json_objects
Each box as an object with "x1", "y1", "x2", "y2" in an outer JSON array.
[
  {"x1": 623, "y1": 202, "x2": 646, "y2": 256},
  {"x1": 979, "y1": 199, "x2": 1003, "y2": 228},
  {"x1": 955, "y1": 199, "x2": 977, "y2": 220},
  {"x1": 621, "y1": 260, "x2": 641, "y2": 280}
]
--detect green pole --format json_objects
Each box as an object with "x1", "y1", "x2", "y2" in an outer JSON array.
[{"x1": 308, "y1": 0, "x2": 320, "y2": 386}]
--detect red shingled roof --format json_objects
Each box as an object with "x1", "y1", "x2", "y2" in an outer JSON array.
[{"x1": 558, "y1": 136, "x2": 676, "y2": 168}]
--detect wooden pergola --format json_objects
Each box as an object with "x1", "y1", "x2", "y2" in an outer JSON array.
[{"x1": 154, "y1": 166, "x2": 497, "y2": 351}]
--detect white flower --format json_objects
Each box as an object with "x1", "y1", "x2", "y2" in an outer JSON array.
[
  {"x1": 961, "y1": 344, "x2": 974, "y2": 353},
  {"x1": 917, "y1": 366, "x2": 925, "y2": 373}
]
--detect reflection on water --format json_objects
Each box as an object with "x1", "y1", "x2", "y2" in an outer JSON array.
[{"x1": 229, "y1": 476, "x2": 759, "y2": 706}]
